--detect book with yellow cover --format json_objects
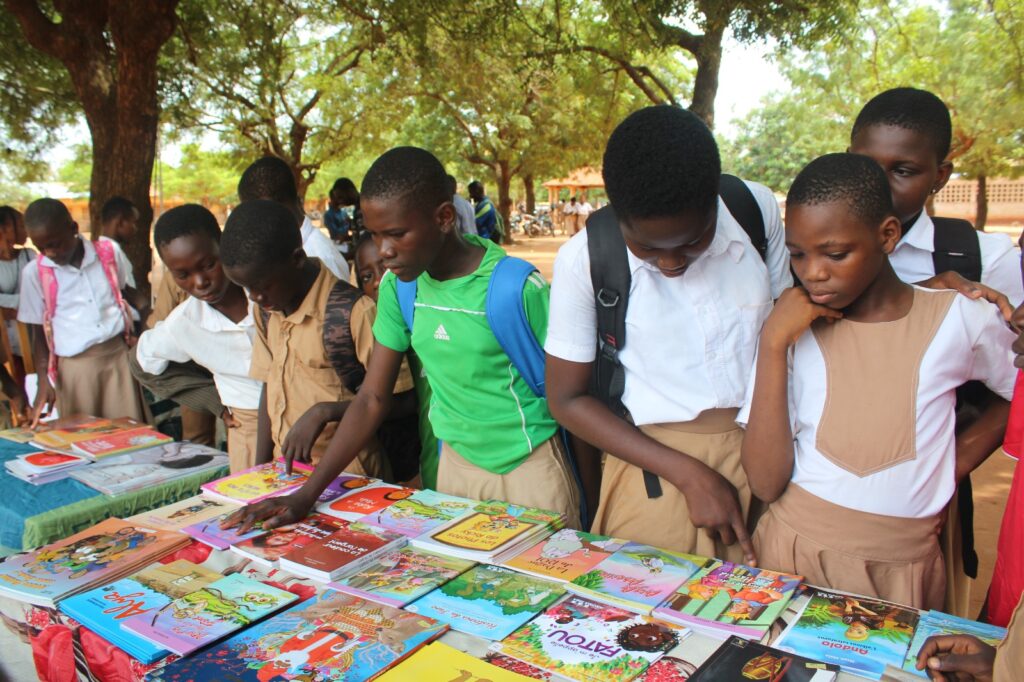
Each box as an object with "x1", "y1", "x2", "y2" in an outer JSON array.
[
  {"x1": 200, "y1": 461, "x2": 312, "y2": 505},
  {"x1": 377, "y1": 641, "x2": 537, "y2": 681},
  {"x1": 412, "y1": 500, "x2": 563, "y2": 563}
]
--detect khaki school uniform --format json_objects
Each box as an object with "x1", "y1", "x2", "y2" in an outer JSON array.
[
  {"x1": 994, "y1": 595, "x2": 1023, "y2": 681},
  {"x1": 226, "y1": 407, "x2": 259, "y2": 473}
]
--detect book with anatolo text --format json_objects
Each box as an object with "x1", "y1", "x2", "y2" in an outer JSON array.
[
  {"x1": 200, "y1": 461, "x2": 312, "y2": 505},
  {"x1": 315, "y1": 482, "x2": 415, "y2": 521},
  {"x1": 230, "y1": 513, "x2": 347, "y2": 567},
  {"x1": 689, "y1": 635, "x2": 838, "y2": 681},
  {"x1": 69, "y1": 425, "x2": 173, "y2": 459},
  {"x1": 504, "y1": 529, "x2": 630, "y2": 583},
  {"x1": 329, "y1": 546, "x2": 476, "y2": 607},
  {"x1": 277, "y1": 521, "x2": 406, "y2": 582},
  {"x1": 126, "y1": 495, "x2": 239, "y2": 533},
  {"x1": 70, "y1": 442, "x2": 227, "y2": 495}
]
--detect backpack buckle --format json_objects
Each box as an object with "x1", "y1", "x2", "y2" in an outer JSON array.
[{"x1": 596, "y1": 288, "x2": 620, "y2": 308}]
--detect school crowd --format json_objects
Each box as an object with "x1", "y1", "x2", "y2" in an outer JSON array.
[{"x1": 2, "y1": 87, "x2": 1022, "y2": 679}]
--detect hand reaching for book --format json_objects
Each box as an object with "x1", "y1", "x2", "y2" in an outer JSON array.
[
  {"x1": 221, "y1": 493, "x2": 311, "y2": 533},
  {"x1": 915, "y1": 634, "x2": 995, "y2": 682}
]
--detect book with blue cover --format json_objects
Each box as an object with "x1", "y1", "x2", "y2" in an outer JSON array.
[
  {"x1": 329, "y1": 546, "x2": 476, "y2": 607},
  {"x1": 901, "y1": 610, "x2": 1006, "y2": 677}
]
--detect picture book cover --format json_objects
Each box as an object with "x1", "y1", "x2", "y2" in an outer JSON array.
[
  {"x1": 17, "y1": 450, "x2": 89, "y2": 471},
  {"x1": 416, "y1": 500, "x2": 563, "y2": 556},
  {"x1": 278, "y1": 522, "x2": 404, "y2": 579},
  {"x1": 70, "y1": 442, "x2": 227, "y2": 495},
  {"x1": 122, "y1": 572, "x2": 298, "y2": 656},
  {"x1": 127, "y1": 495, "x2": 239, "y2": 532},
  {"x1": 901, "y1": 611, "x2": 1006, "y2": 677},
  {"x1": 362, "y1": 488, "x2": 475, "y2": 538},
  {"x1": 377, "y1": 641, "x2": 538, "y2": 681},
  {"x1": 504, "y1": 529, "x2": 630, "y2": 583},
  {"x1": 0, "y1": 425, "x2": 42, "y2": 443},
  {"x1": 569, "y1": 543, "x2": 708, "y2": 614},
  {"x1": 29, "y1": 416, "x2": 138, "y2": 451},
  {"x1": 690, "y1": 635, "x2": 838, "y2": 681},
  {"x1": 145, "y1": 590, "x2": 447, "y2": 682},
  {"x1": 315, "y1": 474, "x2": 379, "y2": 504},
  {"x1": 330, "y1": 546, "x2": 476, "y2": 607},
  {"x1": 775, "y1": 588, "x2": 919, "y2": 679},
  {"x1": 405, "y1": 564, "x2": 565, "y2": 641},
  {"x1": 231, "y1": 513, "x2": 347, "y2": 566},
  {"x1": 183, "y1": 512, "x2": 266, "y2": 550},
  {"x1": 0, "y1": 518, "x2": 186, "y2": 607},
  {"x1": 201, "y1": 461, "x2": 312, "y2": 504},
  {"x1": 486, "y1": 650, "x2": 558, "y2": 680},
  {"x1": 315, "y1": 483, "x2": 415, "y2": 521},
  {"x1": 500, "y1": 594, "x2": 685, "y2": 682},
  {"x1": 653, "y1": 560, "x2": 802, "y2": 638},
  {"x1": 70, "y1": 426, "x2": 173, "y2": 458}
]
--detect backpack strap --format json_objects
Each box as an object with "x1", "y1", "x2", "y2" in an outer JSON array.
[
  {"x1": 93, "y1": 239, "x2": 134, "y2": 343},
  {"x1": 37, "y1": 258, "x2": 59, "y2": 387},
  {"x1": 931, "y1": 217, "x2": 982, "y2": 283},
  {"x1": 395, "y1": 277, "x2": 417, "y2": 332},
  {"x1": 322, "y1": 280, "x2": 368, "y2": 394},
  {"x1": 485, "y1": 256, "x2": 546, "y2": 397},
  {"x1": 719, "y1": 174, "x2": 767, "y2": 261}
]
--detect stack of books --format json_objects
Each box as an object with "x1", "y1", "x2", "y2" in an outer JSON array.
[
  {"x1": 26, "y1": 415, "x2": 142, "y2": 453},
  {"x1": 183, "y1": 512, "x2": 267, "y2": 550},
  {"x1": 126, "y1": 495, "x2": 239, "y2": 532},
  {"x1": 200, "y1": 461, "x2": 312, "y2": 505},
  {"x1": 277, "y1": 521, "x2": 406, "y2": 582},
  {"x1": 330, "y1": 546, "x2": 476, "y2": 607},
  {"x1": 503, "y1": 528, "x2": 630, "y2": 584},
  {"x1": 229, "y1": 513, "x2": 347, "y2": 568},
  {"x1": 66, "y1": 425, "x2": 172, "y2": 459},
  {"x1": 70, "y1": 442, "x2": 227, "y2": 495},
  {"x1": 690, "y1": 635, "x2": 838, "y2": 681},
  {"x1": 359, "y1": 488, "x2": 476, "y2": 538},
  {"x1": 4, "y1": 450, "x2": 91, "y2": 485},
  {"x1": 315, "y1": 481, "x2": 415, "y2": 521}
]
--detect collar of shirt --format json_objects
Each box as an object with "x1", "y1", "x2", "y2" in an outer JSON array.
[
  {"x1": 896, "y1": 211, "x2": 935, "y2": 254},
  {"x1": 624, "y1": 199, "x2": 747, "y2": 276},
  {"x1": 282, "y1": 260, "x2": 334, "y2": 325},
  {"x1": 39, "y1": 235, "x2": 96, "y2": 271},
  {"x1": 187, "y1": 296, "x2": 256, "y2": 333}
]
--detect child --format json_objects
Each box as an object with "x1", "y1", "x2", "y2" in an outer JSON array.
[
  {"x1": 97, "y1": 196, "x2": 139, "y2": 248},
  {"x1": 219, "y1": 199, "x2": 415, "y2": 477},
  {"x1": 545, "y1": 105, "x2": 791, "y2": 562},
  {"x1": 739, "y1": 153, "x2": 1015, "y2": 609},
  {"x1": 354, "y1": 233, "x2": 438, "y2": 487},
  {"x1": 224, "y1": 147, "x2": 580, "y2": 533},
  {"x1": 132, "y1": 205, "x2": 262, "y2": 473},
  {"x1": 0, "y1": 206, "x2": 36, "y2": 371},
  {"x1": 468, "y1": 181, "x2": 500, "y2": 242},
  {"x1": 17, "y1": 198, "x2": 148, "y2": 425}
]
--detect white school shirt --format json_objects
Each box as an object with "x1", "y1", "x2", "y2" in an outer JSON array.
[
  {"x1": 17, "y1": 236, "x2": 131, "y2": 357},
  {"x1": 453, "y1": 194, "x2": 478, "y2": 235},
  {"x1": 300, "y1": 216, "x2": 350, "y2": 281},
  {"x1": 545, "y1": 180, "x2": 791, "y2": 426},
  {"x1": 135, "y1": 296, "x2": 262, "y2": 410},
  {"x1": 737, "y1": 289, "x2": 1016, "y2": 518},
  {"x1": 890, "y1": 211, "x2": 1023, "y2": 306},
  {"x1": 577, "y1": 201, "x2": 594, "y2": 218}
]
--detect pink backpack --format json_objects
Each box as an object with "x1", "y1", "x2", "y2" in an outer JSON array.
[{"x1": 38, "y1": 239, "x2": 133, "y2": 387}]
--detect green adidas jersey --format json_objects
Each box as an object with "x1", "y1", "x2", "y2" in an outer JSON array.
[{"x1": 373, "y1": 235, "x2": 557, "y2": 474}]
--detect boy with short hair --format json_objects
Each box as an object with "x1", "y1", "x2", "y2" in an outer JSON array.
[
  {"x1": 17, "y1": 198, "x2": 148, "y2": 425},
  {"x1": 468, "y1": 181, "x2": 499, "y2": 242},
  {"x1": 740, "y1": 153, "x2": 1014, "y2": 609},
  {"x1": 545, "y1": 105, "x2": 791, "y2": 563},
  {"x1": 98, "y1": 196, "x2": 139, "y2": 248}
]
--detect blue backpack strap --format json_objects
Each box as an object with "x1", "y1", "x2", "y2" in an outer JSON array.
[
  {"x1": 486, "y1": 256, "x2": 546, "y2": 397},
  {"x1": 395, "y1": 277, "x2": 417, "y2": 332}
]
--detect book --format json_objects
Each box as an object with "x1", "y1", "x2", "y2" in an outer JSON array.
[
  {"x1": 70, "y1": 425, "x2": 173, "y2": 459},
  {"x1": 69, "y1": 442, "x2": 227, "y2": 495},
  {"x1": 182, "y1": 512, "x2": 267, "y2": 550},
  {"x1": 0, "y1": 518, "x2": 188, "y2": 607},
  {"x1": 200, "y1": 461, "x2": 311, "y2": 505},
  {"x1": 360, "y1": 488, "x2": 475, "y2": 538},
  {"x1": 499, "y1": 594, "x2": 687, "y2": 682},
  {"x1": 4, "y1": 450, "x2": 91, "y2": 484},
  {"x1": 901, "y1": 610, "x2": 1006, "y2": 677},
  {"x1": 58, "y1": 560, "x2": 220, "y2": 663},
  {"x1": 569, "y1": 542, "x2": 708, "y2": 615},
  {"x1": 126, "y1": 495, "x2": 239, "y2": 532},
  {"x1": 330, "y1": 546, "x2": 476, "y2": 607},
  {"x1": 145, "y1": 590, "x2": 447, "y2": 681},
  {"x1": 689, "y1": 635, "x2": 838, "y2": 681},
  {"x1": 230, "y1": 513, "x2": 347, "y2": 567},
  {"x1": 278, "y1": 521, "x2": 406, "y2": 582},
  {"x1": 315, "y1": 473, "x2": 381, "y2": 504},
  {"x1": 121, "y1": 572, "x2": 298, "y2": 656},
  {"x1": 315, "y1": 482, "x2": 415, "y2": 521},
  {"x1": 405, "y1": 564, "x2": 565, "y2": 641},
  {"x1": 775, "y1": 587, "x2": 920, "y2": 680},
  {"x1": 504, "y1": 529, "x2": 630, "y2": 583},
  {"x1": 378, "y1": 641, "x2": 539, "y2": 681},
  {"x1": 486, "y1": 650, "x2": 561, "y2": 680},
  {"x1": 652, "y1": 560, "x2": 802, "y2": 640},
  {"x1": 0, "y1": 425, "x2": 43, "y2": 443},
  {"x1": 28, "y1": 415, "x2": 139, "y2": 452}
]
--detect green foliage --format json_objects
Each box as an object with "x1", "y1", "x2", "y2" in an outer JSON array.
[{"x1": 571, "y1": 571, "x2": 606, "y2": 591}]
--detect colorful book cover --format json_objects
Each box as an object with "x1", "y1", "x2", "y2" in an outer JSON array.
[
  {"x1": 405, "y1": 564, "x2": 565, "y2": 640},
  {"x1": 132, "y1": 559, "x2": 223, "y2": 599},
  {"x1": 315, "y1": 483, "x2": 415, "y2": 521},
  {"x1": 690, "y1": 635, "x2": 837, "y2": 681},
  {"x1": 231, "y1": 513, "x2": 347, "y2": 566},
  {"x1": 0, "y1": 518, "x2": 186, "y2": 607},
  {"x1": 901, "y1": 611, "x2": 1006, "y2": 677},
  {"x1": 653, "y1": 560, "x2": 802, "y2": 638},
  {"x1": 504, "y1": 529, "x2": 630, "y2": 583},
  {"x1": 570, "y1": 543, "x2": 708, "y2": 614},
  {"x1": 183, "y1": 513, "x2": 266, "y2": 550},
  {"x1": 416, "y1": 500, "x2": 563, "y2": 556},
  {"x1": 362, "y1": 488, "x2": 475, "y2": 538},
  {"x1": 278, "y1": 522, "x2": 404, "y2": 579},
  {"x1": 200, "y1": 461, "x2": 312, "y2": 504},
  {"x1": 377, "y1": 641, "x2": 538, "y2": 681},
  {"x1": 330, "y1": 546, "x2": 476, "y2": 607},
  {"x1": 775, "y1": 588, "x2": 919, "y2": 679},
  {"x1": 500, "y1": 594, "x2": 685, "y2": 682},
  {"x1": 0, "y1": 425, "x2": 43, "y2": 443},
  {"x1": 70, "y1": 426, "x2": 173, "y2": 458},
  {"x1": 486, "y1": 650, "x2": 558, "y2": 680},
  {"x1": 145, "y1": 590, "x2": 447, "y2": 682},
  {"x1": 27, "y1": 415, "x2": 136, "y2": 449},
  {"x1": 17, "y1": 450, "x2": 89, "y2": 470},
  {"x1": 315, "y1": 474, "x2": 379, "y2": 504},
  {"x1": 122, "y1": 572, "x2": 298, "y2": 656},
  {"x1": 127, "y1": 495, "x2": 239, "y2": 532},
  {"x1": 70, "y1": 442, "x2": 227, "y2": 495}
]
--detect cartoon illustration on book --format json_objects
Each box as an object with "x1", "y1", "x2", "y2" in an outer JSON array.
[
  {"x1": 27, "y1": 527, "x2": 155, "y2": 580},
  {"x1": 168, "y1": 499, "x2": 222, "y2": 520}
]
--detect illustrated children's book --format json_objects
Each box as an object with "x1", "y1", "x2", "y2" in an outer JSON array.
[
  {"x1": 504, "y1": 529, "x2": 630, "y2": 583},
  {"x1": 200, "y1": 461, "x2": 312, "y2": 505},
  {"x1": 775, "y1": 588, "x2": 920, "y2": 680},
  {"x1": 4, "y1": 450, "x2": 91, "y2": 484},
  {"x1": 569, "y1": 542, "x2": 708, "y2": 615},
  {"x1": 70, "y1": 425, "x2": 173, "y2": 459},
  {"x1": 652, "y1": 560, "x2": 803, "y2": 640},
  {"x1": 70, "y1": 442, "x2": 227, "y2": 495},
  {"x1": 278, "y1": 521, "x2": 406, "y2": 582},
  {"x1": 377, "y1": 641, "x2": 538, "y2": 681},
  {"x1": 183, "y1": 512, "x2": 267, "y2": 550},
  {"x1": 29, "y1": 415, "x2": 139, "y2": 452},
  {"x1": 406, "y1": 564, "x2": 565, "y2": 641},
  {"x1": 122, "y1": 572, "x2": 298, "y2": 656},
  {"x1": 127, "y1": 495, "x2": 240, "y2": 533},
  {"x1": 315, "y1": 482, "x2": 415, "y2": 521},
  {"x1": 231, "y1": 513, "x2": 347, "y2": 567},
  {"x1": 0, "y1": 518, "x2": 188, "y2": 607},
  {"x1": 689, "y1": 636, "x2": 838, "y2": 681},
  {"x1": 901, "y1": 610, "x2": 1006, "y2": 677},
  {"x1": 0, "y1": 425, "x2": 44, "y2": 443},
  {"x1": 361, "y1": 488, "x2": 475, "y2": 538},
  {"x1": 486, "y1": 650, "x2": 561, "y2": 680},
  {"x1": 145, "y1": 590, "x2": 448, "y2": 682},
  {"x1": 330, "y1": 546, "x2": 476, "y2": 607},
  {"x1": 499, "y1": 594, "x2": 687, "y2": 682},
  {"x1": 315, "y1": 473, "x2": 380, "y2": 504},
  {"x1": 59, "y1": 560, "x2": 220, "y2": 663}
]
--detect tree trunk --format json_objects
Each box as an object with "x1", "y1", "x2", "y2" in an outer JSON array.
[
  {"x1": 975, "y1": 175, "x2": 988, "y2": 231},
  {"x1": 687, "y1": 23, "x2": 725, "y2": 129},
  {"x1": 496, "y1": 160, "x2": 514, "y2": 245},
  {"x1": 523, "y1": 174, "x2": 536, "y2": 214}
]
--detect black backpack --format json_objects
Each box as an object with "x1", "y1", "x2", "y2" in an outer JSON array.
[{"x1": 585, "y1": 174, "x2": 768, "y2": 498}]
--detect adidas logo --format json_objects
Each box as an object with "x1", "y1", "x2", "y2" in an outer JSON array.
[{"x1": 433, "y1": 324, "x2": 450, "y2": 341}]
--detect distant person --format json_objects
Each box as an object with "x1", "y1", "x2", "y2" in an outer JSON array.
[
  {"x1": 323, "y1": 179, "x2": 354, "y2": 251},
  {"x1": 576, "y1": 196, "x2": 593, "y2": 232},
  {"x1": 449, "y1": 175, "x2": 477, "y2": 236},
  {"x1": 468, "y1": 180, "x2": 500, "y2": 243},
  {"x1": 562, "y1": 196, "x2": 578, "y2": 235},
  {"x1": 0, "y1": 207, "x2": 35, "y2": 370}
]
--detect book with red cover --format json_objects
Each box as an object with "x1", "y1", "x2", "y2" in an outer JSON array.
[
  {"x1": 230, "y1": 513, "x2": 347, "y2": 567},
  {"x1": 315, "y1": 483, "x2": 415, "y2": 521},
  {"x1": 70, "y1": 426, "x2": 173, "y2": 459},
  {"x1": 278, "y1": 521, "x2": 406, "y2": 582}
]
